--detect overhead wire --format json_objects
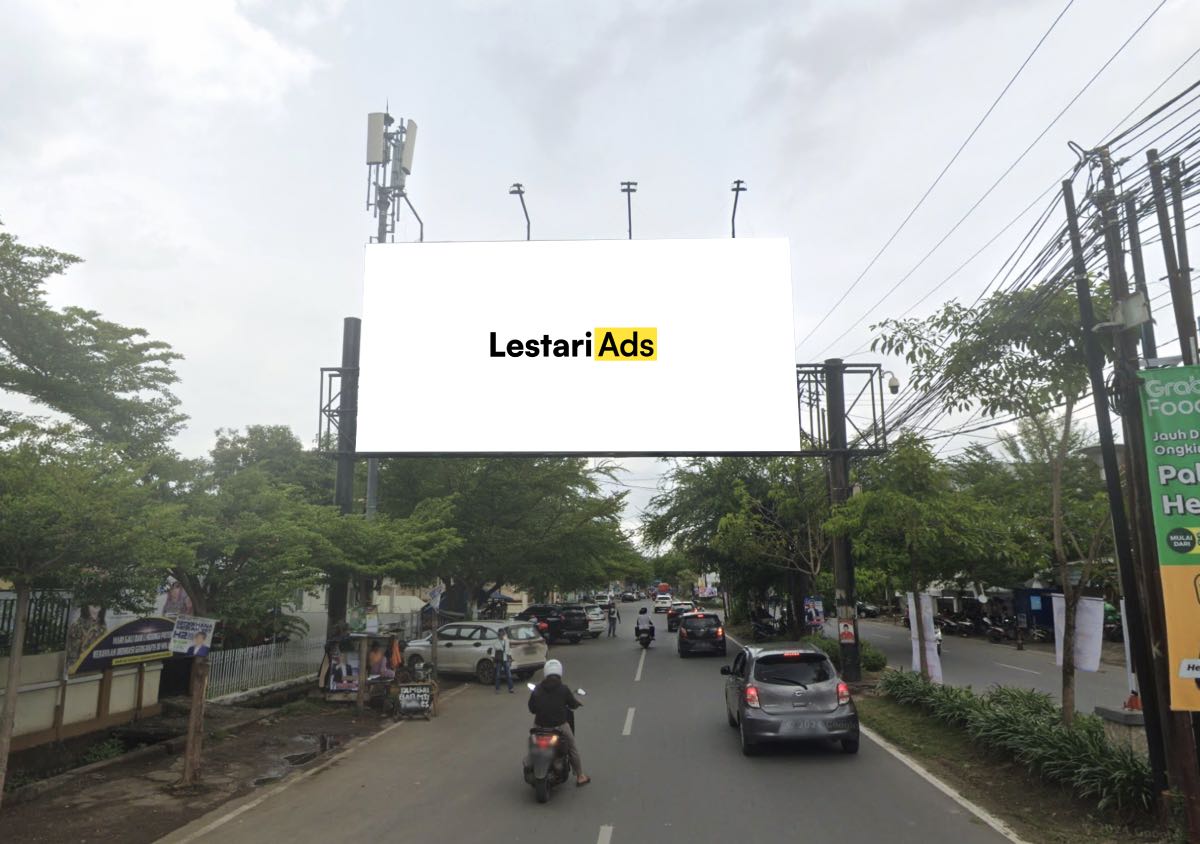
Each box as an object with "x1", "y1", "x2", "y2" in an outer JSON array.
[
  {"x1": 807, "y1": 0, "x2": 1170, "y2": 360},
  {"x1": 792, "y1": 0, "x2": 1077, "y2": 350}
]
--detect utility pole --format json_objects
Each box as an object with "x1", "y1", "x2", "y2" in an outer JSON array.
[
  {"x1": 1147, "y1": 150, "x2": 1196, "y2": 364},
  {"x1": 510, "y1": 183, "x2": 530, "y2": 240},
  {"x1": 620, "y1": 181, "x2": 637, "y2": 239},
  {"x1": 730, "y1": 179, "x2": 746, "y2": 238},
  {"x1": 328, "y1": 317, "x2": 361, "y2": 629},
  {"x1": 1087, "y1": 157, "x2": 1171, "y2": 802},
  {"x1": 1124, "y1": 195, "x2": 1158, "y2": 359},
  {"x1": 825, "y1": 358, "x2": 861, "y2": 682}
]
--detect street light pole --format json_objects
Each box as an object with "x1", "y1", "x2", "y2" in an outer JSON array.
[
  {"x1": 620, "y1": 181, "x2": 637, "y2": 240},
  {"x1": 510, "y1": 183, "x2": 530, "y2": 240},
  {"x1": 825, "y1": 358, "x2": 861, "y2": 682},
  {"x1": 730, "y1": 179, "x2": 746, "y2": 238}
]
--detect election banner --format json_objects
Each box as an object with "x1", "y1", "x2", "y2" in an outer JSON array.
[
  {"x1": 1051, "y1": 594, "x2": 1104, "y2": 673},
  {"x1": 1140, "y1": 365, "x2": 1200, "y2": 710},
  {"x1": 169, "y1": 615, "x2": 219, "y2": 657},
  {"x1": 906, "y1": 592, "x2": 942, "y2": 684},
  {"x1": 68, "y1": 617, "x2": 173, "y2": 676}
]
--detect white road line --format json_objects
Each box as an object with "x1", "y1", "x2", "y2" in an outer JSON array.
[
  {"x1": 634, "y1": 648, "x2": 646, "y2": 682},
  {"x1": 860, "y1": 726, "x2": 1030, "y2": 844},
  {"x1": 994, "y1": 662, "x2": 1041, "y2": 675},
  {"x1": 622, "y1": 707, "x2": 636, "y2": 736},
  {"x1": 597, "y1": 825, "x2": 614, "y2": 844}
]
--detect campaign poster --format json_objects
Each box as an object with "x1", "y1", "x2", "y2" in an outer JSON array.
[
  {"x1": 325, "y1": 642, "x2": 362, "y2": 692},
  {"x1": 1139, "y1": 366, "x2": 1200, "y2": 710},
  {"x1": 169, "y1": 616, "x2": 219, "y2": 657},
  {"x1": 803, "y1": 597, "x2": 825, "y2": 628},
  {"x1": 68, "y1": 617, "x2": 174, "y2": 676}
]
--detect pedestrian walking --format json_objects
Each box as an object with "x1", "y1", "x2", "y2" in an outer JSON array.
[
  {"x1": 606, "y1": 604, "x2": 621, "y2": 637},
  {"x1": 494, "y1": 627, "x2": 514, "y2": 693}
]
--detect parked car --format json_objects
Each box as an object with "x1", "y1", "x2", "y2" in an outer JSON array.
[
  {"x1": 515, "y1": 604, "x2": 586, "y2": 644},
  {"x1": 677, "y1": 611, "x2": 726, "y2": 657},
  {"x1": 582, "y1": 604, "x2": 606, "y2": 638},
  {"x1": 856, "y1": 602, "x2": 880, "y2": 618},
  {"x1": 559, "y1": 605, "x2": 592, "y2": 643},
  {"x1": 721, "y1": 644, "x2": 859, "y2": 756},
  {"x1": 666, "y1": 601, "x2": 696, "y2": 631},
  {"x1": 654, "y1": 594, "x2": 673, "y2": 613},
  {"x1": 405, "y1": 621, "x2": 547, "y2": 684}
]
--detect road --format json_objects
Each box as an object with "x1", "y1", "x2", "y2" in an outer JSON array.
[
  {"x1": 853, "y1": 618, "x2": 1131, "y2": 713},
  {"x1": 163, "y1": 604, "x2": 1009, "y2": 844}
]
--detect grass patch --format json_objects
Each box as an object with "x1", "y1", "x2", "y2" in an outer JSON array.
[{"x1": 857, "y1": 695, "x2": 1177, "y2": 843}]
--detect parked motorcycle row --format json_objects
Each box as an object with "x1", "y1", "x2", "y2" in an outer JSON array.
[{"x1": 903, "y1": 612, "x2": 1052, "y2": 644}]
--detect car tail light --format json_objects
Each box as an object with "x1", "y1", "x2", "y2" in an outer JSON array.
[
  {"x1": 744, "y1": 685, "x2": 761, "y2": 708},
  {"x1": 716, "y1": 627, "x2": 724, "y2": 638},
  {"x1": 837, "y1": 681, "x2": 851, "y2": 706}
]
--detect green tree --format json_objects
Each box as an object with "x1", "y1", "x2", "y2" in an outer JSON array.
[
  {"x1": 875, "y1": 282, "x2": 1110, "y2": 722},
  {"x1": 0, "y1": 227, "x2": 184, "y2": 452},
  {"x1": 0, "y1": 440, "x2": 175, "y2": 800},
  {"x1": 825, "y1": 436, "x2": 1030, "y2": 678}
]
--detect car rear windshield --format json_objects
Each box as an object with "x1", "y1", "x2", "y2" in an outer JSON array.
[
  {"x1": 507, "y1": 624, "x2": 541, "y2": 641},
  {"x1": 680, "y1": 615, "x2": 721, "y2": 630},
  {"x1": 753, "y1": 653, "x2": 834, "y2": 685}
]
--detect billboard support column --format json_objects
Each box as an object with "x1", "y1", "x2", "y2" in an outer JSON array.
[
  {"x1": 825, "y1": 358, "x2": 861, "y2": 682},
  {"x1": 329, "y1": 317, "x2": 362, "y2": 629},
  {"x1": 180, "y1": 656, "x2": 210, "y2": 787}
]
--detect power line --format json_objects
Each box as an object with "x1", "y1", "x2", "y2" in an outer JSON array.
[
  {"x1": 793, "y1": 0, "x2": 1076, "y2": 350},
  {"x1": 807, "y1": 0, "x2": 1169, "y2": 359}
]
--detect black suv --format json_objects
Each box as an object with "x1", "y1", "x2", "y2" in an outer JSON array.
[
  {"x1": 515, "y1": 604, "x2": 586, "y2": 644},
  {"x1": 677, "y1": 611, "x2": 726, "y2": 657}
]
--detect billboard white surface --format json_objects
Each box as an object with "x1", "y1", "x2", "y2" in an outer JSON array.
[{"x1": 357, "y1": 238, "x2": 799, "y2": 455}]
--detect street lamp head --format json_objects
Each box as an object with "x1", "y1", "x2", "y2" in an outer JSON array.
[{"x1": 509, "y1": 182, "x2": 524, "y2": 195}]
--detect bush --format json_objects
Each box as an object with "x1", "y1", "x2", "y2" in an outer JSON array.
[
  {"x1": 796, "y1": 635, "x2": 887, "y2": 673},
  {"x1": 860, "y1": 640, "x2": 888, "y2": 672},
  {"x1": 877, "y1": 670, "x2": 1153, "y2": 814}
]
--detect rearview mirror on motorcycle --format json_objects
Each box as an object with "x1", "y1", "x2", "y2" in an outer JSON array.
[
  {"x1": 576, "y1": 689, "x2": 586, "y2": 696},
  {"x1": 720, "y1": 666, "x2": 731, "y2": 675},
  {"x1": 526, "y1": 682, "x2": 536, "y2": 691}
]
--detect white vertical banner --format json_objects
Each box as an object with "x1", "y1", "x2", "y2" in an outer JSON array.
[
  {"x1": 1120, "y1": 598, "x2": 1137, "y2": 696},
  {"x1": 906, "y1": 592, "x2": 943, "y2": 684},
  {"x1": 1051, "y1": 594, "x2": 1104, "y2": 672}
]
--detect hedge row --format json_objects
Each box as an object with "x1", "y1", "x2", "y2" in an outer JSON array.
[
  {"x1": 878, "y1": 670, "x2": 1152, "y2": 814},
  {"x1": 800, "y1": 635, "x2": 888, "y2": 672}
]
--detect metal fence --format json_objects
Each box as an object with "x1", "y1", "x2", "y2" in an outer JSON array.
[
  {"x1": 0, "y1": 591, "x2": 72, "y2": 657},
  {"x1": 206, "y1": 637, "x2": 327, "y2": 700}
]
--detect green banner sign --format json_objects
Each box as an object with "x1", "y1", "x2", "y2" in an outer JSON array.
[{"x1": 1139, "y1": 365, "x2": 1200, "y2": 711}]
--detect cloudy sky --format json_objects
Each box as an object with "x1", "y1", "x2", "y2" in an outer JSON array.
[{"x1": 3, "y1": 0, "x2": 1199, "y2": 536}]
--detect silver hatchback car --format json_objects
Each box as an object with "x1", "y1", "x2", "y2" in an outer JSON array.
[{"x1": 721, "y1": 644, "x2": 859, "y2": 756}]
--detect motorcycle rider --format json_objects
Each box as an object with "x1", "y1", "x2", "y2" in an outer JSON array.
[
  {"x1": 528, "y1": 659, "x2": 590, "y2": 787},
  {"x1": 634, "y1": 606, "x2": 655, "y2": 641}
]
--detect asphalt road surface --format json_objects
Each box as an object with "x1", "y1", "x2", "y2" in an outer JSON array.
[
  {"x1": 163, "y1": 603, "x2": 1008, "y2": 844},
  {"x1": 853, "y1": 618, "x2": 1131, "y2": 713}
]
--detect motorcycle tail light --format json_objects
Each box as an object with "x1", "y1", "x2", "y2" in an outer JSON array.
[
  {"x1": 837, "y1": 681, "x2": 851, "y2": 706},
  {"x1": 744, "y1": 685, "x2": 761, "y2": 708},
  {"x1": 534, "y1": 734, "x2": 558, "y2": 748}
]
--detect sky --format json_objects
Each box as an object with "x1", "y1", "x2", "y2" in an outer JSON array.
[{"x1": 3, "y1": 0, "x2": 1199, "y2": 540}]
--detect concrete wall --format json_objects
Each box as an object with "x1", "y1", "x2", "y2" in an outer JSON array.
[{"x1": 0, "y1": 651, "x2": 163, "y2": 750}]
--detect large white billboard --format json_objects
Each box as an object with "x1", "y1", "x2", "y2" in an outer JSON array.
[{"x1": 356, "y1": 238, "x2": 799, "y2": 455}]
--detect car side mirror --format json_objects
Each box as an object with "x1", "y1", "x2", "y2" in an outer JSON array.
[{"x1": 720, "y1": 666, "x2": 731, "y2": 675}]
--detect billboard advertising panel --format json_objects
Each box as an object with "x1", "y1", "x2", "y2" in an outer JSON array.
[{"x1": 357, "y1": 239, "x2": 799, "y2": 455}]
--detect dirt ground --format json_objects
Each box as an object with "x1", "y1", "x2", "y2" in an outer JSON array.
[{"x1": 0, "y1": 697, "x2": 423, "y2": 844}]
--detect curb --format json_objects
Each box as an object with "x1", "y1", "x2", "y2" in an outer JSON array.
[{"x1": 5, "y1": 708, "x2": 280, "y2": 807}]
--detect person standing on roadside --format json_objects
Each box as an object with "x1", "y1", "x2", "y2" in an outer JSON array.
[
  {"x1": 494, "y1": 627, "x2": 514, "y2": 693},
  {"x1": 606, "y1": 604, "x2": 621, "y2": 637}
]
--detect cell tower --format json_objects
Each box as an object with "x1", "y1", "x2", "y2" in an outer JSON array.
[{"x1": 366, "y1": 110, "x2": 422, "y2": 242}]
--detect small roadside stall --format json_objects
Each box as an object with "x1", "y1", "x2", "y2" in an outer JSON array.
[{"x1": 317, "y1": 630, "x2": 438, "y2": 719}]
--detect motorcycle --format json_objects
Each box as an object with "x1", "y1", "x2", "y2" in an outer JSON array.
[
  {"x1": 637, "y1": 627, "x2": 654, "y2": 648},
  {"x1": 523, "y1": 684, "x2": 586, "y2": 803}
]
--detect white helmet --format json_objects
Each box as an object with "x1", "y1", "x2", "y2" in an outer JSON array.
[{"x1": 543, "y1": 659, "x2": 563, "y2": 678}]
